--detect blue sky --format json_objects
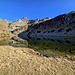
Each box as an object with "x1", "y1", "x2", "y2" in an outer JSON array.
[{"x1": 0, "y1": 0, "x2": 75, "y2": 21}]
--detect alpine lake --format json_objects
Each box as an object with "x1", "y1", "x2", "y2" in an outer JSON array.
[{"x1": 0, "y1": 36, "x2": 75, "y2": 57}]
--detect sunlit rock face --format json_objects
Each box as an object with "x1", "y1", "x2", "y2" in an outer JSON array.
[
  {"x1": 8, "y1": 17, "x2": 29, "y2": 31},
  {"x1": 21, "y1": 11, "x2": 75, "y2": 38}
]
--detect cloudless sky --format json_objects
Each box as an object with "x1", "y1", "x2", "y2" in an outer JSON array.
[{"x1": 0, "y1": 0, "x2": 75, "y2": 21}]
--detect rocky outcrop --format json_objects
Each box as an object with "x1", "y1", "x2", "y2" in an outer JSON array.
[
  {"x1": 8, "y1": 17, "x2": 29, "y2": 34},
  {"x1": 19, "y1": 11, "x2": 75, "y2": 38}
]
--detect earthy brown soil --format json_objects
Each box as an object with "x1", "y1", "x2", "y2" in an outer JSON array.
[{"x1": 0, "y1": 46, "x2": 75, "y2": 75}]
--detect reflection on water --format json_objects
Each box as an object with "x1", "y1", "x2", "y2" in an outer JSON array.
[
  {"x1": 24, "y1": 37, "x2": 75, "y2": 57},
  {"x1": 0, "y1": 36, "x2": 75, "y2": 57}
]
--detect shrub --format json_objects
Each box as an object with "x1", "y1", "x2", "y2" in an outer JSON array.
[
  {"x1": 37, "y1": 31, "x2": 41, "y2": 33},
  {"x1": 51, "y1": 30, "x2": 55, "y2": 33},
  {"x1": 58, "y1": 28, "x2": 64, "y2": 32}
]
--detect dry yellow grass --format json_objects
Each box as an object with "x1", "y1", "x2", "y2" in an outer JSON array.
[
  {"x1": 0, "y1": 46, "x2": 75, "y2": 75},
  {"x1": 0, "y1": 19, "x2": 9, "y2": 30},
  {"x1": 0, "y1": 19, "x2": 11, "y2": 37}
]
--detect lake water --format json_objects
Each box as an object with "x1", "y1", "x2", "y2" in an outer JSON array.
[{"x1": 0, "y1": 36, "x2": 75, "y2": 57}]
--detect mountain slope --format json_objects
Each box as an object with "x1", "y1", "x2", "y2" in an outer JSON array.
[{"x1": 18, "y1": 11, "x2": 75, "y2": 38}]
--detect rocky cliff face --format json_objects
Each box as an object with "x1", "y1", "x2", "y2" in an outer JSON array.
[{"x1": 19, "y1": 11, "x2": 75, "y2": 38}]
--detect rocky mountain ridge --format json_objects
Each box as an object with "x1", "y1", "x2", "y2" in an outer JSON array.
[
  {"x1": 18, "y1": 11, "x2": 75, "y2": 38},
  {"x1": 0, "y1": 17, "x2": 50, "y2": 36},
  {"x1": 0, "y1": 11, "x2": 75, "y2": 37}
]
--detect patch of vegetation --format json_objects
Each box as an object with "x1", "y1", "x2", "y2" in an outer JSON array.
[
  {"x1": 37, "y1": 31, "x2": 41, "y2": 33},
  {"x1": 57, "y1": 28, "x2": 64, "y2": 32},
  {"x1": 66, "y1": 28, "x2": 72, "y2": 32},
  {"x1": 72, "y1": 26, "x2": 75, "y2": 28},
  {"x1": 51, "y1": 30, "x2": 55, "y2": 33}
]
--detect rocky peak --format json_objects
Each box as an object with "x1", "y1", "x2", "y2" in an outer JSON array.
[{"x1": 21, "y1": 17, "x2": 29, "y2": 24}]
